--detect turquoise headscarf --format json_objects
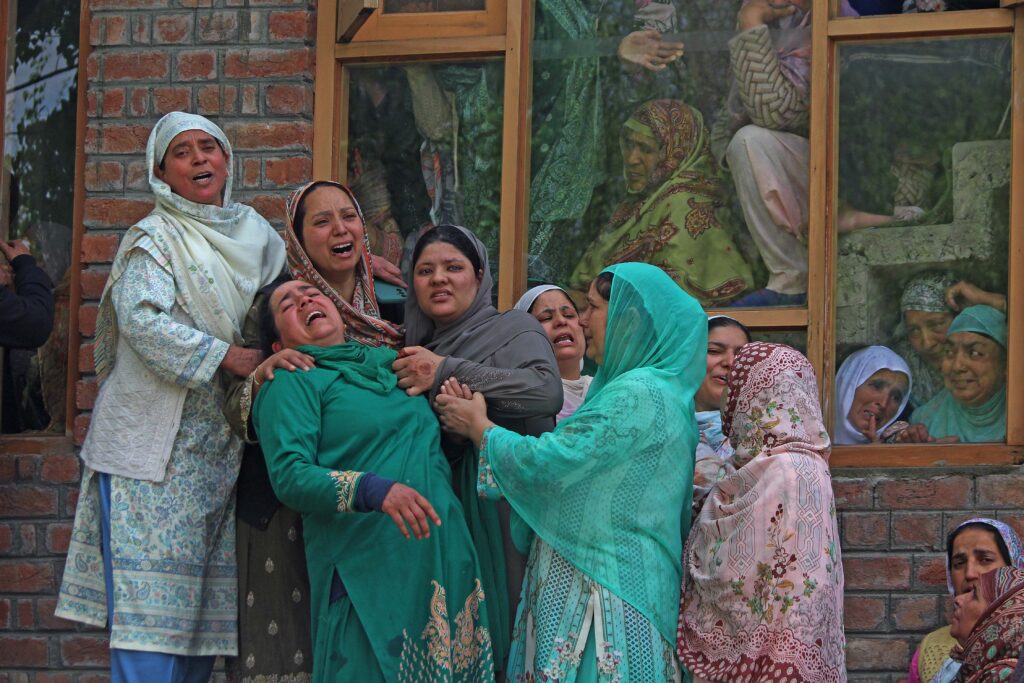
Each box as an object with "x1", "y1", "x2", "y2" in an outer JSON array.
[
  {"x1": 911, "y1": 304, "x2": 1007, "y2": 442},
  {"x1": 480, "y1": 262, "x2": 706, "y2": 642}
]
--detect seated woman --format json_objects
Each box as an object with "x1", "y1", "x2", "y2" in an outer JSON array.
[
  {"x1": 833, "y1": 345, "x2": 912, "y2": 444},
  {"x1": 569, "y1": 99, "x2": 755, "y2": 307},
  {"x1": 948, "y1": 567, "x2": 1024, "y2": 682},
  {"x1": 514, "y1": 284, "x2": 591, "y2": 421},
  {"x1": 905, "y1": 304, "x2": 1007, "y2": 443},
  {"x1": 435, "y1": 263, "x2": 706, "y2": 682},
  {"x1": 678, "y1": 343, "x2": 846, "y2": 682},
  {"x1": 253, "y1": 279, "x2": 495, "y2": 683},
  {"x1": 908, "y1": 518, "x2": 1023, "y2": 683},
  {"x1": 693, "y1": 315, "x2": 750, "y2": 500}
]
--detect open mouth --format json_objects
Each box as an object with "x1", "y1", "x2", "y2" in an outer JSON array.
[
  {"x1": 305, "y1": 310, "x2": 326, "y2": 326},
  {"x1": 192, "y1": 171, "x2": 213, "y2": 183},
  {"x1": 552, "y1": 333, "x2": 575, "y2": 346},
  {"x1": 330, "y1": 242, "x2": 354, "y2": 256},
  {"x1": 431, "y1": 290, "x2": 452, "y2": 300}
]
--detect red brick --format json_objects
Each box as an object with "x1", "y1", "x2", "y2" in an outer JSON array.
[
  {"x1": 80, "y1": 270, "x2": 109, "y2": 300},
  {"x1": 152, "y1": 86, "x2": 192, "y2": 114},
  {"x1": 175, "y1": 50, "x2": 217, "y2": 81},
  {"x1": 154, "y1": 14, "x2": 193, "y2": 44},
  {"x1": 78, "y1": 305, "x2": 99, "y2": 338},
  {"x1": 0, "y1": 456, "x2": 14, "y2": 482},
  {"x1": 241, "y1": 158, "x2": 261, "y2": 189},
  {"x1": 84, "y1": 198, "x2": 152, "y2": 228},
  {"x1": 103, "y1": 51, "x2": 169, "y2": 81},
  {"x1": 35, "y1": 598, "x2": 75, "y2": 631},
  {"x1": 197, "y1": 12, "x2": 240, "y2": 43},
  {"x1": 179, "y1": 0, "x2": 213, "y2": 6},
  {"x1": 223, "y1": 85, "x2": 239, "y2": 114},
  {"x1": 0, "y1": 599, "x2": 9, "y2": 628},
  {"x1": 36, "y1": 673, "x2": 74, "y2": 683},
  {"x1": 99, "y1": 124, "x2": 150, "y2": 154},
  {"x1": 0, "y1": 525, "x2": 10, "y2": 553},
  {"x1": 76, "y1": 379, "x2": 99, "y2": 411},
  {"x1": 268, "y1": 10, "x2": 311, "y2": 41},
  {"x1": 891, "y1": 594, "x2": 941, "y2": 631},
  {"x1": 843, "y1": 554, "x2": 912, "y2": 590},
  {"x1": 843, "y1": 594, "x2": 887, "y2": 631},
  {"x1": 15, "y1": 599, "x2": 33, "y2": 628},
  {"x1": 15, "y1": 456, "x2": 37, "y2": 480},
  {"x1": 0, "y1": 635, "x2": 48, "y2": 667},
  {"x1": 891, "y1": 512, "x2": 942, "y2": 551},
  {"x1": 265, "y1": 156, "x2": 311, "y2": 187},
  {"x1": 128, "y1": 87, "x2": 149, "y2": 117},
  {"x1": 876, "y1": 476, "x2": 972, "y2": 510},
  {"x1": 45, "y1": 523, "x2": 73, "y2": 554},
  {"x1": 84, "y1": 124, "x2": 99, "y2": 154},
  {"x1": 89, "y1": 16, "x2": 102, "y2": 46},
  {"x1": 265, "y1": 83, "x2": 311, "y2": 115},
  {"x1": 224, "y1": 48, "x2": 310, "y2": 78},
  {"x1": 241, "y1": 84, "x2": 258, "y2": 114},
  {"x1": 132, "y1": 14, "x2": 152, "y2": 44},
  {"x1": 91, "y1": 0, "x2": 169, "y2": 7},
  {"x1": 84, "y1": 161, "x2": 123, "y2": 193},
  {"x1": 248, "y1": 194, "x2": 287, "y2": 223},
  {"x1": 125, "y1": 160, "x2": 149, "y2": 190},
  {"x1": 41, "y1": 455, "x2": 80, "y2": 484},
  {"x1": 87, "y1": 90, "x2": 98, "y2": 117},
  {"x1": 227, "y1": 121, "x2": 311, "y2": 151},
  {"x1": 61, "y1": 636, "x2": 111, "y2": 668},
  {"x1": 0, "y1": 486, "x2": 57, "y2": 518},
  {"x1": 104, "y1": 15, "x2": 129, "y2": 45},
  {"x1": 73, "y1": 416, "x2": 91, "y2": 448},
  {"x1": 87, "y1": 53, "x2": 99, "y2": 80},
  {"x1": 197, "y1": 85, "x2": 220, "y2": 114},
  {"x1": 944, "y1": 510, "x2": 997, "y2": 537},
  {"x1": 842, "y1": 512, "x2": 889, "y2": 550},
  {"x1": 101, "y1": 88, "x2": 125, "y2": 117},
  {"x1": 913, "y1": 554, "x2": 949, "y2": 591},
  {"x1": 976, "y1": 474, "x2": 1024, "y2": 509},
  {"x1": 79, "y1": 342, "x2": 96, "y2": 374},
  {"x1": 833, "y1": 478, "x2": 873, "y2": 509},
  {"x1": 845, "y1": 637, "x2": 912, "y2": 671},
  {"x1": 78, "y1": 675, "x2": 113, "y2": 683},
  {"x1": 0, "y1": 562, "x2": 55, "y2": 593}
]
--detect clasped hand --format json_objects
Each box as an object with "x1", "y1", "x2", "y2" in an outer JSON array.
[
  {"x1": 434, "y1": 378, "x2": 489, "y2": 444},
  {"x1": 618, "y1": 30, "x2": 684, "y2": 72}
]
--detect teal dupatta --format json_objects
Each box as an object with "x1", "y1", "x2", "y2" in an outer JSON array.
[{"x1": 479, "y1": 262, "x2": 706, "y2": 641}]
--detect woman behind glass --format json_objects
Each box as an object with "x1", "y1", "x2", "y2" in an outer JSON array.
[
  {"x1": 56, "y1": 112, "x2": 286, "y2": 682},
  {"x1": 514, "y1": 284, "x2": 591, "y2": 421},
  {"x1": 833, "y1": 345, "x2": 911, "y2": 445},
  {"x1": 436, "y1": 263, "x2": 705, "y2": 682},
  {"x1": 395, "y1": 225, "x2": 563, "y2": 669}
]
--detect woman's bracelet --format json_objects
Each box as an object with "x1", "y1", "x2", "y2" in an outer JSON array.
[{"x1": 250, "y1": 369, "x2": 264, "y2": 388}]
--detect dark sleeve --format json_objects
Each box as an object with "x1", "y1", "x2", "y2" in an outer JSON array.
[
  {"x1": 354, "y1": 472, "x2": 396, "y2": 512},
  {"x1": 0, "y1": 254, "x2": 55, "y2": 348}
]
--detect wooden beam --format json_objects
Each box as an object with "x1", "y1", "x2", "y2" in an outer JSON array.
[
  {"x1": 313, "y1": 0, "x2": 339, "y2": 180},
  {"x1": 335, "y1": 35, "x2": 506, "y2": 61},
  {"x1": 828, "y1": 8, "x2": 1012, "y2": 39},
  {"x1": 1007, "y1": 5, "x2": 1024, "y2": 444},
  {"x1": 831, "y1": 443, "x2": 1024, "y2": 468},
  {"x1": 704, "y1": 307, "x2": 808, "y2": 329}
]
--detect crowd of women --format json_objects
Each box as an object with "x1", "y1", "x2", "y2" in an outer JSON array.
[{"x1": 50, "y1": 105, "x2": 1021, "y2": 682}]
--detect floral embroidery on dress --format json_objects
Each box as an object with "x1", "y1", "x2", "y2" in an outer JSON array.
[{"x1": 328, "y1": 470, "x2": 362, "y2": 512}]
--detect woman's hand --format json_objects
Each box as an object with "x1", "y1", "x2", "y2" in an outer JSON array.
[
  {"x1": 894, "y1": 423, "x2": 960, "y2": 444},
  {"x1": 370, "y1": 254, "x2": 406, "y2": 288},
  {"x1": 221, "y1": 345, "x2": 264, "y2": 377},
  {"x1": 945, "y1": 281, "x2": 1007, "y2": 314},
  {"x1": 737, "y1": 0, "x2": 798, "y2": 31},
  {"x1": 617, "y1": 30, "x2": 684, "y2": 72},
  {"x1": 392, "y1": 346, "x2": 444, "y2": 396},
  {"x1": 434, "y1": 378, "x2": 493, "y2": 446},
  {"x1": 381, "y1": 483, "x2": 441, "y2": 540},
  {"x1": 252, "y1": 348, "x2": 316, "y2": 394}
]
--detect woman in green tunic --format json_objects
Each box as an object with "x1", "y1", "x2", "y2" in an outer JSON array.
[{"x1": 253, "y1": 280, "x2": 495, "y2": 683}]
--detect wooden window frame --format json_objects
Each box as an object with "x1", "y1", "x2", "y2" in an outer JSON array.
[{"x1": 313, "y1": 0, "x2": 1024, "y2": 468}]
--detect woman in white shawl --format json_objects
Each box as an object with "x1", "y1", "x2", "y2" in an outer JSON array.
[
  {"x1": 514, "y1": 284, "x2": 592, "y2": 421},
  {"x1": 833, "y1": 345, "x2": 912, "y2": 444},
  {"x1": 56, "y1": 112, "x2": 285, "y2": 683}
]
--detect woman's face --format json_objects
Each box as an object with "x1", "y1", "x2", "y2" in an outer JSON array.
[
  {"x1": 155, "y1": 129, "x2": 229, "y2": 206},
  {"x1": 270, "y1": 280, "x2": 347, "y2": 351},
  {"x1": 905, "y1": 309, "x2": 954, "y2": 369},
  {"x1": 620, "y1": 127, "x2": 662, "y2": 193},
  {"x1": 950, "y1": 582, "x2": 989, "y2": 643},
  {"x1": 412, "y1": 241, "x2": 482, "y2": 326},
  {"x1": 531, "y1": 290, "x2": 585, "y2": 368},
  {"x1": 846, "y1": 369, "x2": 909, "y2": 437},
  {"x1": 941, "y1": 332, "x2": 1006, "y2": 408},
  {"x1": 579, "y1": 281, "x2": 608, "y2": 366},
  {"x1": 695, "y1": 324, "x2": 748, "y2": 412},
  {"x1": 299, "y1": 186, "x2": 366, "y2": 283},
  {"x1": 950, "y1": 526, "x2": 1008, "y2": 594}
]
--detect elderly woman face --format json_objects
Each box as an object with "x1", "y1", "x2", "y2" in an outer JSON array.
[
  {"x1": 905, "y1": 309, "x2": 954, "y2": 369},
  {"x1": 950, "y1": 581, "x2": 989, "y2": 643},
  {"x1": 155, "y1": 129, "x2": 229, "y2": 206},
  {"x1": 531, "y1": 289, "x2": 585, "y2": 368},
  {"x1": 847, "y1": 369, "x2": 909, "y2": 437},
  {"x1": 270, "y1": 281, "x2": 347, "y2": 351},
  {"x1": 620, "y1": 127, "x2": 661, "y2": 194},
  {"x1": 412, "y1": 240, "x2": 482, "y2": 327},
  {"x1": 941, "y1": 331, "x2": 1006, "y2": 407},
  {"x1": 299, "y1": 185, "x2": 366, "y2": 283}
]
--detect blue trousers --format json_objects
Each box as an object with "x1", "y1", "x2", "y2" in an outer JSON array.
[{"x1": 98, "y1": 473, "x2": 216, "y2": 683}]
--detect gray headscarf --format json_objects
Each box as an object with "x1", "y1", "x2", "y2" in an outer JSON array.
[{"x1": 900, "y1": 271, "x2": 958, "y2": 315}]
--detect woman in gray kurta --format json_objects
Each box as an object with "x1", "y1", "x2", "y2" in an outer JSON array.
[{"x1": 55, "y1": 112, "x2": 285, "y2": 682}]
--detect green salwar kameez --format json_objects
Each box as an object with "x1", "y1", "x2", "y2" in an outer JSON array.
[{"x1": 253, "y1": 343, "x2": 495, "y2": 683}]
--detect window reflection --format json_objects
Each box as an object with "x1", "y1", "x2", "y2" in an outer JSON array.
[{"x1": 835, "y1": 37, "x2": 1010, "y2": 445}]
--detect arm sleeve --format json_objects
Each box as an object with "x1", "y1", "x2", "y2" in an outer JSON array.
[
  {"x1": 437, "y1": 330, "x2": 563, "y2": 420},
  {"x1": 0, "y1": 254, "x2": 55, "y2": 348},
  {"x1": 729, "y1": 24, "x2": 809, "y2": 132},
  {"x1": 111, "y1": 250, "x2": 229, "y2": 389},
  {"x1": 222, "y1": 295, "x2": 264, "y2": 441}
]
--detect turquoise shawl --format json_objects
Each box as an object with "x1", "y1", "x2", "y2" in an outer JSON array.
[
  {"x1": 479, "y1": 262, "x2": 706, "y2": 642},
  {"x1": 911, "y1": 304, "x2": 1007, "y2": 442}
]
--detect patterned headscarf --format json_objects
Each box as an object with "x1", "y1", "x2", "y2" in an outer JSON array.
[
  {"x1": 619, "y1": 99, "x2": 703, "y2": 196},
  {"x1": 723, "y1": 342, "x2": 831, "y2": 469},
  {"x1": 955, "y1": 566, "x2": 1024, "y2": 682},
  {"x1": 947, "y1": 518, "x2": 1024, "y2": 595},
  {"x1": 900, "y1": 272, "x2": 958, "y2": 315},
  {"x1": 285, "y1": 181, "x2": 402, "y2": 349}
]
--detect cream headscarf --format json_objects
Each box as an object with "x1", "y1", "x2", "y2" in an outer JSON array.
[{"x1": 84, "y1": 112, "x2": 285, "y2": 481}]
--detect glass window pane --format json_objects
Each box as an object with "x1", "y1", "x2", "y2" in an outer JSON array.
[
  {"x1": 345, "y1": 61, "x2": 504, "y2": 302},
  {"x1": 834, "y1": 36, "x2": 1010, "y2": 445},
  {"x1": 2, "y1": 0, "x2": 79, "y2": 434},
  {"x1": 842, "y1": 0, "x2": 999, "y2": 17},
  {"x1": 381, "y1": 0, "x2": 485, "y2": 14},
  {"x1": 525, "y1": 0, "x2": 824, "y2": 308}
]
